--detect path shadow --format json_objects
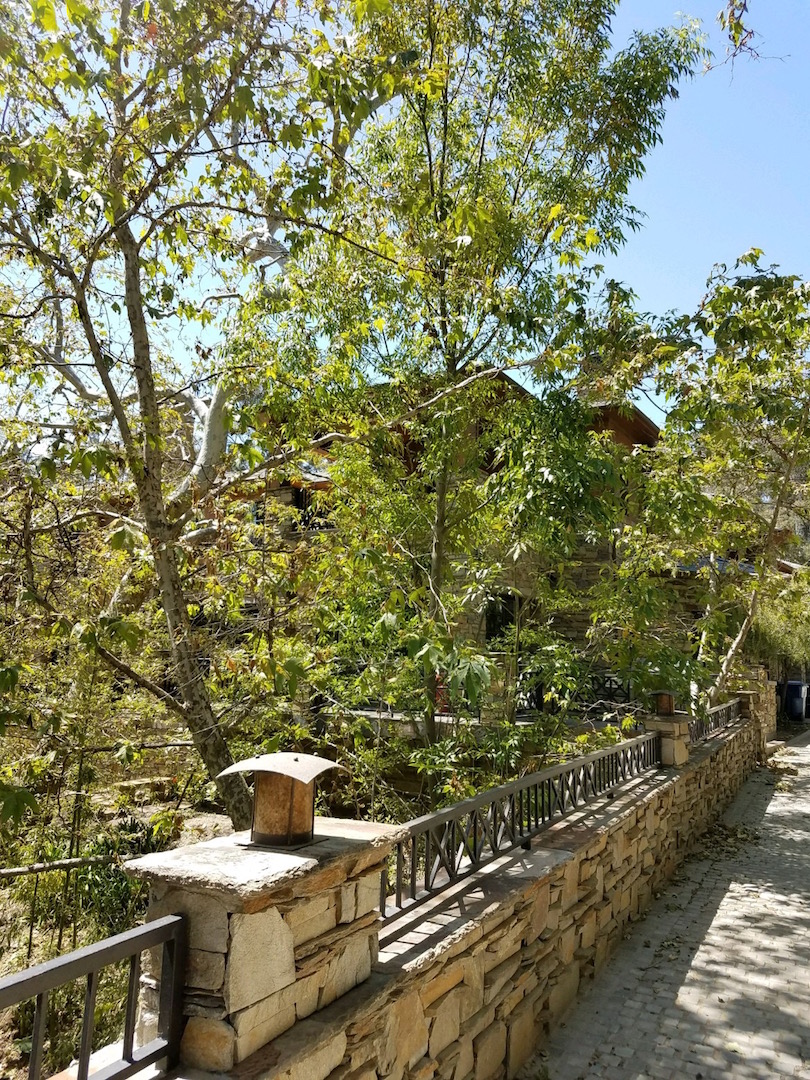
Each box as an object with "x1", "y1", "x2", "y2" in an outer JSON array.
[{"x1": 540, "y1": 749, "x2": 810, "y2": 1080}]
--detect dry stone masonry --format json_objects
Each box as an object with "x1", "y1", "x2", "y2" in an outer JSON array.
[
  {"x1": 128, "y1": 818, "x2": 405, "y2": 1070},
  {"x1": 126, "y1": 707, "x2": 763, "y2": 1080}
]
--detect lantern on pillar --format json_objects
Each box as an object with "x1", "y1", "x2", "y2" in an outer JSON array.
[
  {"x1": 653, "y1": 690, "x2": 676, "y2": 717},
  {"x1": 217, "y1": 752, "x2": 345, "y2": 848}
]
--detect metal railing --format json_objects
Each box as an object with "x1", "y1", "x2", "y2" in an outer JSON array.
[
  {"x1": 0, "y1": 914, "x2": 186, "y2": 1080},
  {"x1": 381, "y1": 731, "x2": 661, "y2": 923},
  {"x1": 688, "y1": 697, "x2": 742, "y2": 745}
]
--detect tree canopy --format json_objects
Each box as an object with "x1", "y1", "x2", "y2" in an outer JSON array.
[{"x1": 0, "y1": 0, "x2": 706, "y2": 824}]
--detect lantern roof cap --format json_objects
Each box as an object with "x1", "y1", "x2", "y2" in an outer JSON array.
[{"x1": 217, "y1": 751, "x2": 344, "y2": 785}]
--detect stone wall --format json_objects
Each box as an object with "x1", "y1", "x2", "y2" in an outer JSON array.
[{"x1": 186, "y1": 716, "x2": 759, "y2": 1080}]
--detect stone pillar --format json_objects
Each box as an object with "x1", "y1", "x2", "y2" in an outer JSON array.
[
  {"x1": 644, "y1": 714, "x2": 691, "y2": 767},
  {"x1": 125, "y1": 817, "x2": 404, "y2": 1071},
  {"x1": 742, "y1": 668, "x2": 778, "y2": 753}
]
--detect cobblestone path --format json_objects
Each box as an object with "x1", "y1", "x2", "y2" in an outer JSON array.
[{"x1": 521, "y1": 732, "x2": 810, "y2": 1080}]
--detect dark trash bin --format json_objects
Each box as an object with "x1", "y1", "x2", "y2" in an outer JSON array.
[{"x1": 785, "y1": 681, "x2": 807, "y2": 722}]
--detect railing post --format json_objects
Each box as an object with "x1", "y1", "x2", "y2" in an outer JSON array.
[
  {"x1": 644, "y1": 714, "x2": 691, "y2": 767},
  {"x1": 159, "y1": 914, "x2": 186, "y2": 1068}
]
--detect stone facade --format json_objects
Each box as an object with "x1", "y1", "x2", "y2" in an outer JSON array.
[{"x1": 151, "y1": 716, "x2": 759, "y2": 1080}]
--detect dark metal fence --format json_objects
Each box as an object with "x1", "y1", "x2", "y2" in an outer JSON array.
[
  {"x1": 381, "y1": 731, "x2": 661, "y2": 923},
  {"x1": 0, "y1": 914, "x2": 186, "y2": 1080},
  {"x1": 688, "y1": 698, "x2": 742, "y2": 745}
]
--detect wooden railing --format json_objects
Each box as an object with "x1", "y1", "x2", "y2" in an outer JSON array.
[
  {"x1": 688, "y1": 698, "x2": 743, "y2": 745},
  {"x1": 0, "y1": 914, "x2": 186, "y2": 1080},
  {"x1": 381, "y1": 731, "x2": 661, "y2": 923}
]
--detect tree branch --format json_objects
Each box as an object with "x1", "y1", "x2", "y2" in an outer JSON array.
[{"x1": 94, "y1": 641, "x2": 188, "y2": 718}]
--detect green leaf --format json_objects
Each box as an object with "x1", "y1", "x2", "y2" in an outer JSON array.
[
  {"x1": 39, "y1": 457, "x2": 56, "y2": 482},
  {"x1": 0, "y1": 665, "x2": 22, "y2": 693},
  {"x1": 0, "y1": 783, "x2": 38, "y2": 823},
  {"x1": 114, "y1": 740, "x2": 136, "y2": 767},
  {"x1": 103, "y1": 617, "x2": 143, "y2": 651},
  {"x1": 109, "y1": 524, "x2": 142, "y2": 552},
  {"x1": 32, "y1": 0, "x2": 58, "y2": 31}
]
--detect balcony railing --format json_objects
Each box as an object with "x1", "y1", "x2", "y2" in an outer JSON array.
[
  {"x1": 688, "y1": 697, "x2": 742, "y2": 745},
  {"x1": 380, "y1": 731, "x2": 661, "y2": 924},
  {"x1": 0, "y1": 914, "x2": 186, "y2": 1080}
]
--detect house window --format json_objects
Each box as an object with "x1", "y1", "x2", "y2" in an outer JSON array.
[{"x1": 485, "y1": 592, "x2": 521, "y2": 643}]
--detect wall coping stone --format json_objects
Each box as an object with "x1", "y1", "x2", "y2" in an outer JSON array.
[
  {"x1": 127, "y1": 818, "x2": 408, "y2": 912},
  {"x1": 377, "y1": 847, "x2": 572, "y2": 969}
]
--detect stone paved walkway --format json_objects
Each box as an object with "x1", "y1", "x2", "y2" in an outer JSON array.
[{"x1": 521, "y1": 732, "x2": 810, "y2": 1080}]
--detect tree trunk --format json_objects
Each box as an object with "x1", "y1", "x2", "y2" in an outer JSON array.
[
  {"x1": 424, "y1": 455, "x2": 450, "y2": 745},
  {"x1": 707, "y1": 587, "x2": 758, "y2": 706},
  {"x1": 151, "y1": 541, "x2": 253, "y2": 829},
  {"x1": 112, "y1": 212, "x2": 251, "y2": 829}
]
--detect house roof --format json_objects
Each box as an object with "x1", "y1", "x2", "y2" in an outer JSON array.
[
  {"x1": 495, "y1": 372, "x2": 660, "y2": 448},
  {"x1": 589, "y1": 402, "x2": 660, "y2": 449}
]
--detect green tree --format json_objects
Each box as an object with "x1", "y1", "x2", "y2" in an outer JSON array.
[
  {"x1": 607, "y1": 254, "x2": 810, "y2": 705},
  {"x1": 0, "y1": 0, "x2": 409, "y2": 825},
  {"x1": 0, "y1": 0, "x2": 705, "y2": 830},
  {"x1": 244, "y1": 0, "x2": 703, "y2": 738}
]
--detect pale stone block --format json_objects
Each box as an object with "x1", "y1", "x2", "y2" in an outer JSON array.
[
  {"x1": 379, "y1": 991, "x2": 429, "y2": 1076},
  {"x1": 547, "y1": 966, "x2": 579, "y2": 1021},
  {"x1": 455, "y1": 1035, "x2": 475, "y2": 1080},
  {"x1": 506, "y1": 1000, "x2": 537, "y2": 1077},
  {"x1": 226, "y1": 907, "x2": 295, "y2": 1013},
  {"x1": 339, "y1": 881, "x2": 357, "y2": 924},
  {"x1": 410, "y1": 1056, "x2": 438, "y2": 1080},
  {"x1": 232, "y1": 981, "x2": 296, "y2": 1035},
  {"x1": 559, "y1": 924, "x2": 577, "y2": 966},
  {"x1": 134, "y1": 983, "x2": 159, "y2": 1049},
  {"x1": 483, "y1": 954, "x2": 520, "y2": 1005},
  {"x1": 420, "y1": 961, "x2": 465, "y2": 1009},
  {"x1": 335, "y1": 1068, "x2": 377, "y2": 1080},
  {"x1": 285, "y1": 1031, "x2": 347, "y2": 1080},
  {"x1": 319, "y1": 931, "x2": 373, "y2": 1008},
  {"x1": 355, "y1": 871, "x2": 382, "y2": 918},
  {"x1": 482, "y1": 933, "x2": 520, "y2": 972},
  {"x1": 528, "y1": 885, "x2": 550, "y2": 941},
  {"x1": 290, "y1": 902, "x2": 338, "y2": 947},
  {"x1": 180, "y1": 1016, "x2": 235, "y2": 1071},
  {"x1": 427, "y1": 987, "x2": 461, "y2": 1058},
  {"x1": 661, "y1": 736, "x2": 689, "y2": 767},
  {"x1": 461, "y1": 1002, "x2": 496, "y2": 1043},
  {"x1": 579, "y1": 907, "x2": 597, "y2": 951},
  {"x1": 149, "y1": 889, "x2": 228, "y2": 952},
  {"x1": 283, "y1": 892, "x2": 331, "y2": 928},
  {"x1": 463, "y1": 953, "x2": 486, "y2": 997},
  {"x1": 458, "y1": 982, "x2": 484, "y2": 1025},
  {"x1": 435, "y1": 1043, "x2": 460, "y2": 1078},
  {"x1": 295, "y1": 971, "x2": 322, "y2": 1019},
  {"x1": 545, "y1": 899, "x2": 561, "y2": 932},
  {"x1": 473, "y1": 1019, "x2": 506, "y2": 1080},
  {"x1": 187, "y1": 948, "x2": 225, "y2": 991},
  {"x1": 234, "y1": 1004, "x2": 296, "y2": 1062}
]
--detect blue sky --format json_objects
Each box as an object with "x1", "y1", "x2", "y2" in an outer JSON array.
[{"x1": 603, "y1": 1, "x2": 810, "y2": 320}]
